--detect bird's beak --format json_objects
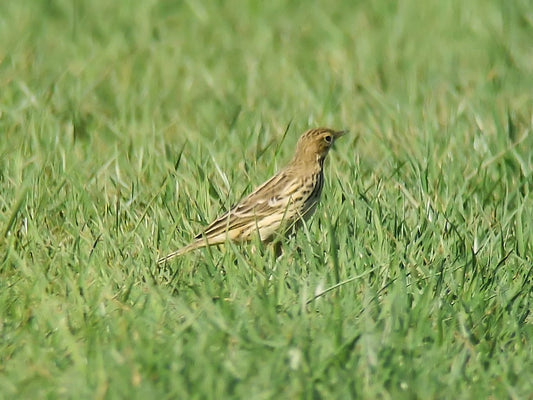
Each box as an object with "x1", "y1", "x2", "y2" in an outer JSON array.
[{"x1": 334, "y1": 130, "x2": 348, "y2": 139}]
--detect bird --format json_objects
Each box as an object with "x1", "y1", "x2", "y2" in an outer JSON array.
[{"x1": 157, "y1": 127, "x2": 346, "y2": 264}]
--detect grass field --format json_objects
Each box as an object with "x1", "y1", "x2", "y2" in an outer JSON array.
[{"x1": 1, "y1": 0, "x2": 533, "y2": 398}]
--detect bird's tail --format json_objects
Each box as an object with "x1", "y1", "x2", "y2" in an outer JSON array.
[{"x1": 157, "y1": 241, "x2": 204, "y2": 264}]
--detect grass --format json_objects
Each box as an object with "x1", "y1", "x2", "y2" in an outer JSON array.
[{"x1": 1, "y1": 0, "x2": 532, "y2": 398}]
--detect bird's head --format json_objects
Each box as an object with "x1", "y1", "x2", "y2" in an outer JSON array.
[{"x1": 292, "y1": 127, "x2": 346, "y2": 165}]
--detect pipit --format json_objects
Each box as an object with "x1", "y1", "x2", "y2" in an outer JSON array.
[{"x1": 157, "y1": 127, "x2": 346, "y2": 263}]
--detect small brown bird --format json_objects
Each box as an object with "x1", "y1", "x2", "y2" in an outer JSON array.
[{"x1": 157, "y1": 127, "x2": 346, "y2": 263}]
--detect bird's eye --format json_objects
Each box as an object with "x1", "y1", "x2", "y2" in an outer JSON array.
[{"x1": 324, "y1": 135, "x2": 333, "y2": 144}]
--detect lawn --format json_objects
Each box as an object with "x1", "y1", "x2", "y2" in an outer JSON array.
[{"x1": 1, "y1": 0, "x2": 532, "y2": 398}]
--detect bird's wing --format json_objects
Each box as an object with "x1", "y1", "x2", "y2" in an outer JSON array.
[{"x1": 196, "y1": 170, "x2": 302, "y2": 240}]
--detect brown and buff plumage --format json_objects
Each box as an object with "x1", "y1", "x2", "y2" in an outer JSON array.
[{"x1": 157, "y1": 127, "x2": 346, "y2": 264}]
